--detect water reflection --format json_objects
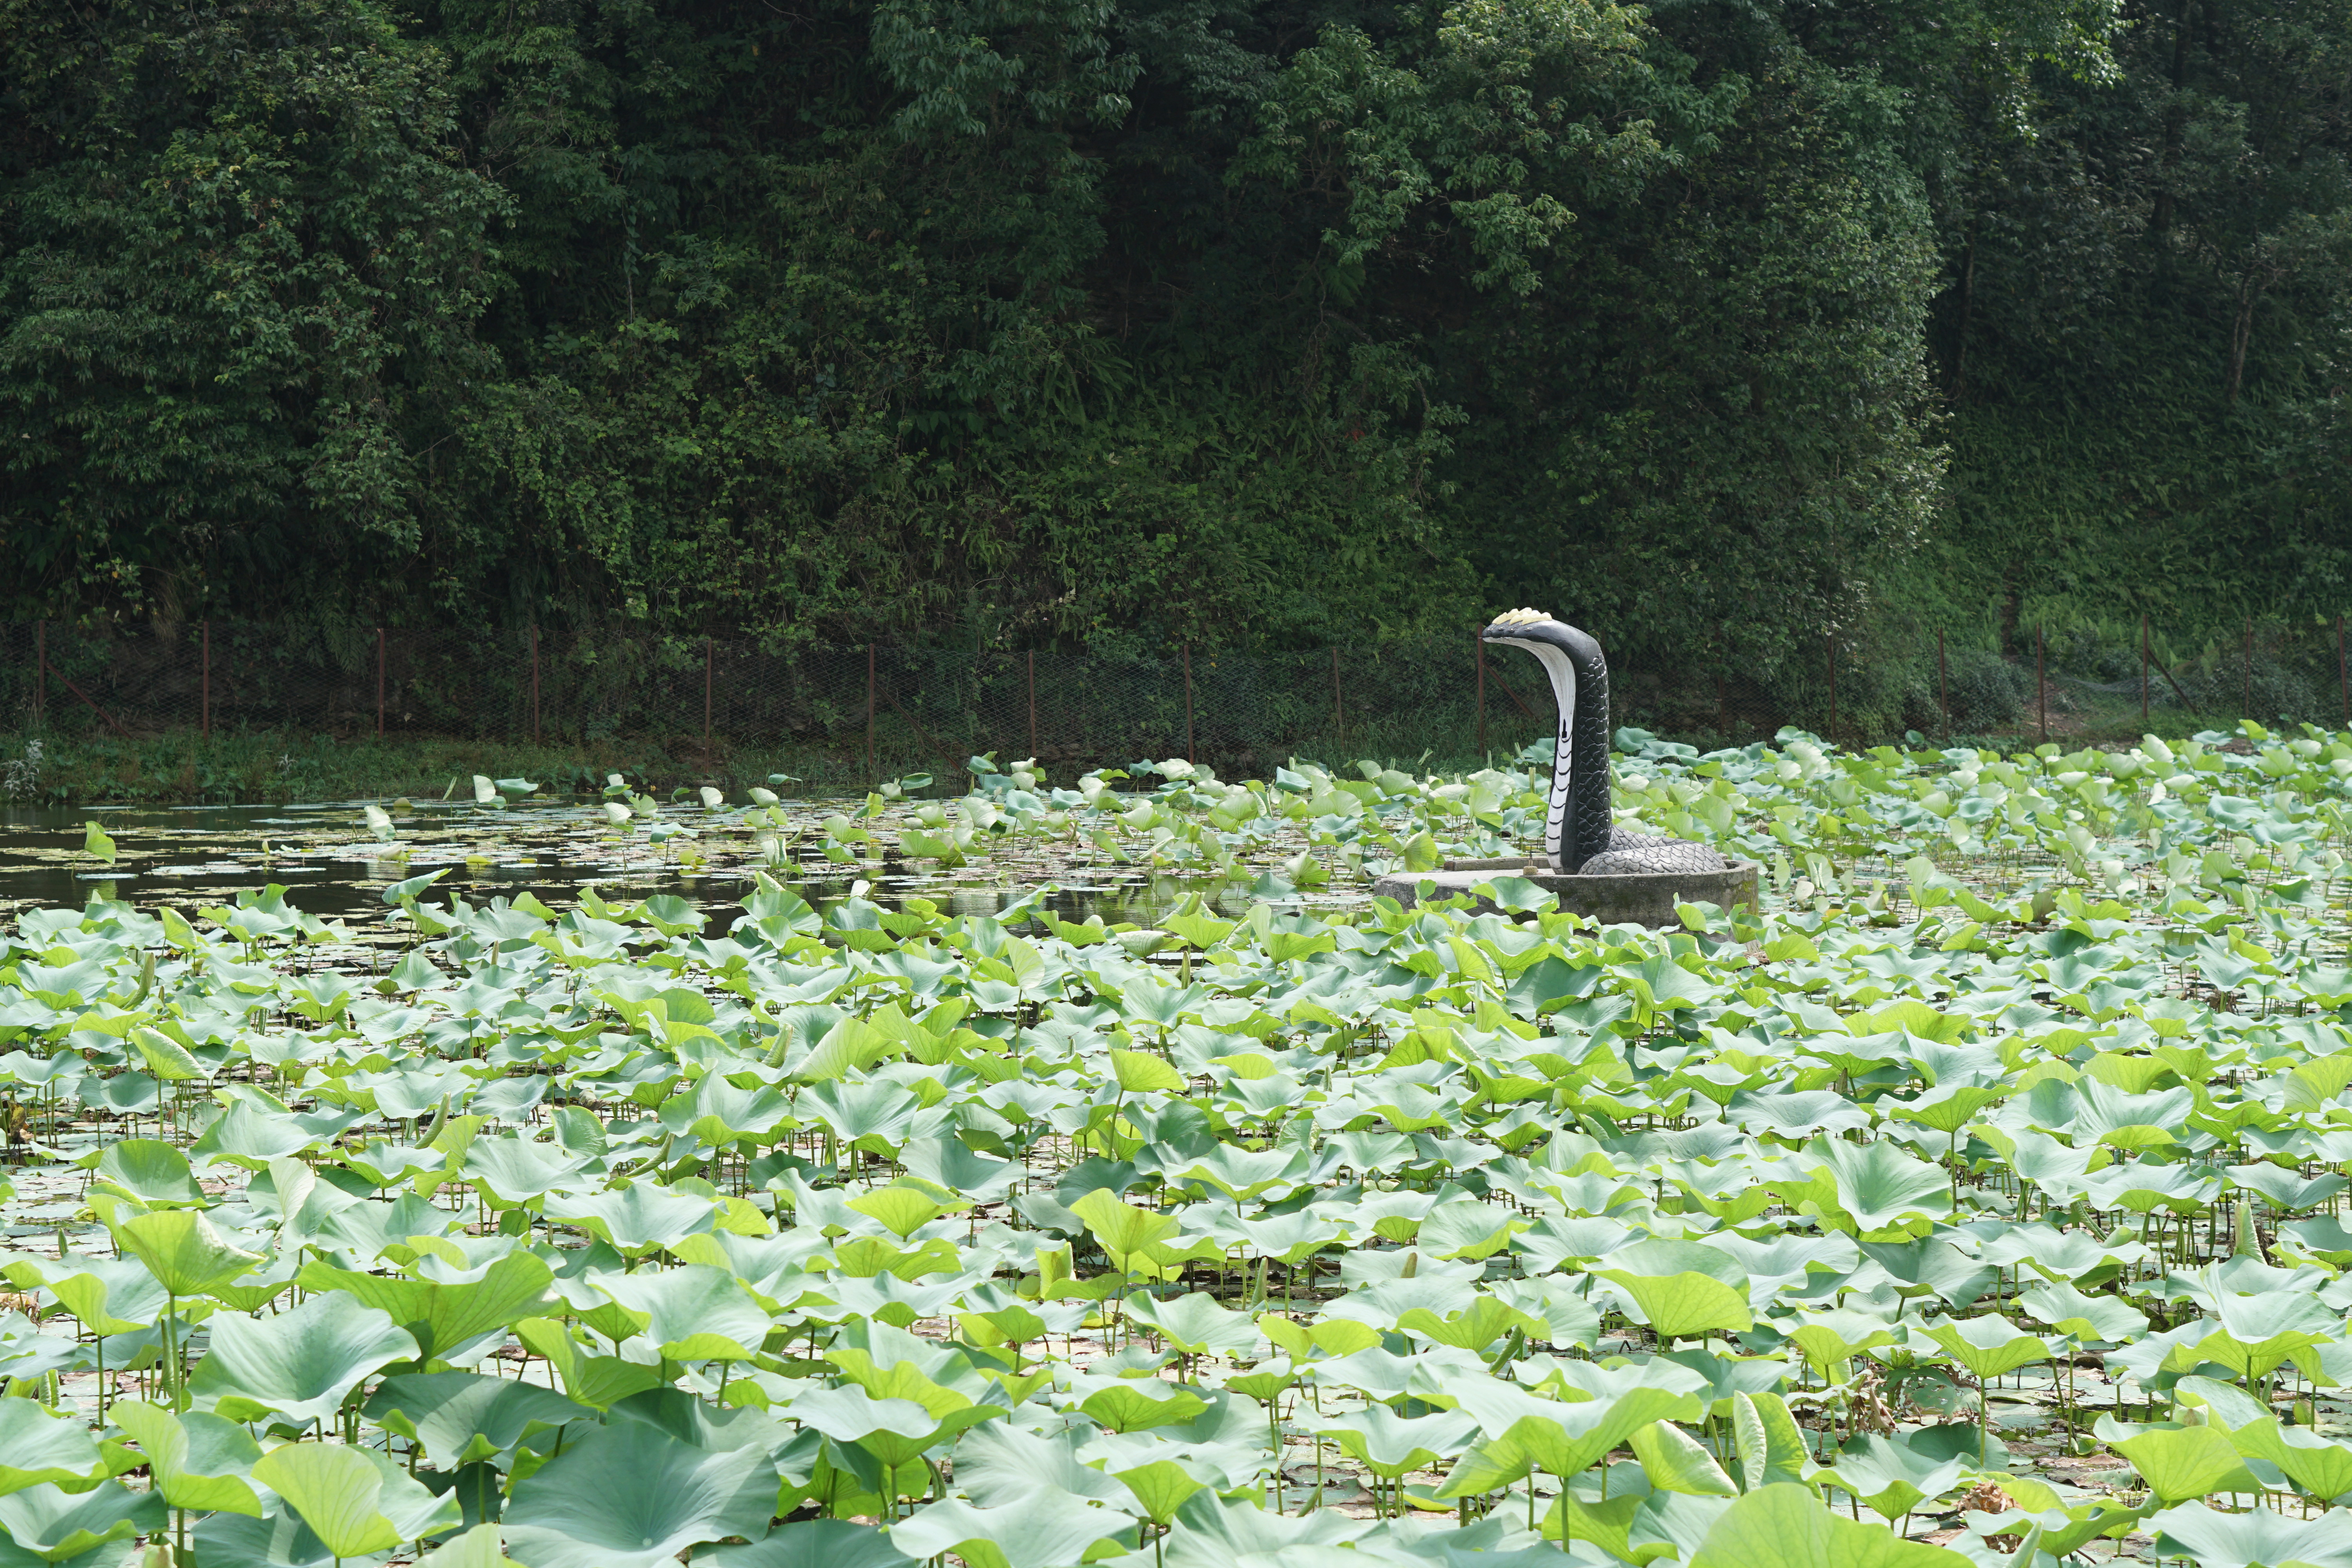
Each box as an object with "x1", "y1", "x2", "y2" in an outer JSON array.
[{"x1": 0, "y1": 799, "x2": 1276, "y2": 934}]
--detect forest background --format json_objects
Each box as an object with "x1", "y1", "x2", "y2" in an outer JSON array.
[{"x1": 2, "y1": 0, "x2": 2347, "y2": 701}]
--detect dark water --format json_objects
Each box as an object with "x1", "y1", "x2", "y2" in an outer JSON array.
[{"x1": 0, "y1": 799, "x2": 1252, "y2": 935}]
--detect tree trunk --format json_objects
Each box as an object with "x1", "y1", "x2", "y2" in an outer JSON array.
[
  {"x1": 2151, "y1": 0, "x2": 2197, "y2": 236},
  {"x1": 2226, "y1": 276, "x2": 2258, "y2": 403}
]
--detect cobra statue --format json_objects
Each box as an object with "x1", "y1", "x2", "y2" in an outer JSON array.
[{"x1": 1483, "y1": 609, "x2": 1728, "y2": 875}]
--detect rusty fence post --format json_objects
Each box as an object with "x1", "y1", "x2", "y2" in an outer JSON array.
[
  {"x1": 2037, "y1": 623, "x2": 2047, "y2": 743},
  {"x1": 531, "y1": 624, "x2": 541, "y2": 746},
  {"x1": 704, "y1": 636, "x2": 714, "y2": 769},
  {"x1": 1937, "y1": 628, "x2": 1949, "y2": 735},
  {"x1": 1027, "y1": 650, "x2": 1038, "y2": 764},
  {"x1": 865, "y1": 643, "x2": 877, "y2": 782},
  {"x1": 375, "y1": 627, "x2": 385, "y2": 738},
  {"x1": 1474, "y1": 624, "x2": 1486, "y2": 758},
  {"x1": 1331, "y1": 646, "x2": 1344, "y2": 742},
  {"x1": 1826, "y1": 633, "x2": 1836, "y2": 744},
  {"x1": 2141, "y1": 614, "x2": 2150, "y2": 724},
  {"x1": 200, "y1": 620, "x2": 210, "y2": 740},
  {"x1": 34, "y1": 620, "x2": 44, "y2": 731},
  {"x1": 1182, "y1": 643, "x2": 1195, "y2": 764}
]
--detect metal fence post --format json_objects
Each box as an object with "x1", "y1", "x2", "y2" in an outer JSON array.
[
  {"x1": 200, "y1": 620, "x2": 209, "y2": 740},
  {"x1": 1331, "y1": 646, "x2": 1344, "y2": 742},
  {"x1": 531, "y1": 624, "x2": 541, "y2": 746},
  {"x1": 2243, "y1": 614, "x2": 2253, "y2": 720},
  {"x1": 1826, "y1": 633, "x2": 1836, "y2": 744},
  {"x1": 704, "y1": 636, "x2": 714, "y2": 769},
  {"x1": 1474, "y1": 624, "x2": 1486, "y2": 757},
  {"x1": 1027, "y1": 650, "x2": 1038, "y2": 763},
  {"x1": 2037, "y1": 622, "x2": 2047, "y2": 743},
  {"x1": 33, "y1": 620, "x2": 44, "y2": 731},
  {"x1": 375, "y1": 627, "x2": 385, "y2": 738},
  {"x1": 1938, "y1": 627, "x2": 1948, "y2": 735},
  {"x1": 2141, "y1": 614, "x2": 2150, "y2": 724},
  {"x1": 865, "y1": 643, "x2": 877, "y2": 781},
  {"x1": 1182, "y1": 643, "x2": 1195, "y2": 764}
]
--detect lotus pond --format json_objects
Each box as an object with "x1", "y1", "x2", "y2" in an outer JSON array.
[{"x1": 4, "y1": 729, "x2": 2352, "y2": 1568}]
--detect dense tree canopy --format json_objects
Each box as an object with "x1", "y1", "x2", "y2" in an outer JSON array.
[{"x1": 2, "y1": 0, "x2": 2344, "y2": 673}]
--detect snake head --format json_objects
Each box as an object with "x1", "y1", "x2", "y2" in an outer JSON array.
[
  {"x1": 1481, "y1": 607, "x2": 1554, "y2": 639},
  {"x1": 1482, "y1": 609, "x2": 1603, "y2": 667}
]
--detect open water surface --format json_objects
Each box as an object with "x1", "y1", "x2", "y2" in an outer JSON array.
[{"x1": 0, "y1": 798, "x2": 1238, "y2": 935}]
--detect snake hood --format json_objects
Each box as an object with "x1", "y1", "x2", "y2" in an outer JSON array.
[{"x1": 1483, "y1": 608, "x2": 1728, "y2": 877}]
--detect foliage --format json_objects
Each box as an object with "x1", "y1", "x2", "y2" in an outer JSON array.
[
  {"x1": 0, "y1": 724, "x2": 2350, "y2": 1561},
  {"x1": 12, "y1": 0, "x2": 2337, "y2": 672}
]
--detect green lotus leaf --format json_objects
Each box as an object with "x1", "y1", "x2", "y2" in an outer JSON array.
[
  {"x1": 1396, "y1": 1294, "x2": 1545, "y2": 1354},
  {"x1": 590, "y1": 1263, "x2": 771, "y2": 1362},
  {"x1": 543, "y1": 1183, "x2": 717, "y2": 1256},
  {"x1": 1437, "y1": 1388, "x2": 1705, "y2": 1498},
  {"x1": 0, "y1": 1481, "x2": 164, "y2": 1563},
  {"x1": 34, "y1": 1253, "x2": 168, "y2": 1336},
  {"x1": 298, "y1": 1249, "x2": 554, "y2": 1362},
  {"x1": 1313, "y1": 1406, "x2": 1479, "y2": 1481},
  {"x1": 1595, "y1": 1270, "x2": 1755, "y2": 1341},
  {"x1": 1067, "y1": 1190, "x2": 1180, "y2": 1272},
  {"x1": 90, "y1": 1140, "x2": 208, "y2": 1208},
  {"x1": 1632, "y1": 1419, "x2": 1738, "y2": 1496},
  {"x1": 186, "y1": 1100, "x2": 315, "y2": 1170},
  {"x1": 1110, "y1": 1459, "x2": 1210, "y2": 1527},
  {"x1": 2017, "y1": 1282, "x2": 2148, "y2": 1343},
  {"x1": 251, "y1": 1441, "x2": 461, "y2": 1561},
  {"x1": 1109, "y1": 1049, "x2": 1185, "y2": 1096},
  {"x1": 2110, "y1": 1423, "x2": 2263, "y2": 1505},
  {"x1": 363, "y1": 1373, "x2": 594, "y2": 1469},
  {"x1": 0, "y1": 1403, "x2": 109, "y2": 1499},
  {"x1": 463, "y1": 1139, "x2": 592, "y2": 1209},
  {"x1": 1803, "y1": 1137, "x2": 1953, "y2": 1233},
  {"x1": 187, "y1": 1290, "x2": 420, "y2": 1426},
  {"x1": 1921, "y1": 1315, "x2": 2049, "y2": 1379},
  {"x1": 107, "y1": 1208, "x2": 262, "y2": 1299},
  {"x1": 889, "y1": 1495, "x2": 1137, "y2": 1568},
  {"x1": 501, "y1": 1420, "x2": 780, "y2": 1568},
  {"x1": 1687, "y1": 1484, "x2": 1970, "y2": 1567},
  {"x1": 1122, "y1": 1291, "x2": 1260, "y2": 1358},
  {"x1": 2145, "y1": 1500, "x2": 2352, "y2": 1568},
  {"x1": 701, "y1": 1521, "x2": 915, "y2": 1568},
  {"x1": 108, "y1": 1398, "x2": 265, "y2": 1516},
  {"x1": 844, "y1": 1187, "x2": 946, "y2": 1241},
  {"x1": 949, "y1": 1423, "x2": 1135, "y2": 1509},
  {"x1": 415, "y1": 1524, "x2": 526, "y2": 1568},
  {"x1": 2226, "y1": 1416, "x2": 2352, "y2": 1503},
  {"x1": 1079, "y1": 1381, "x2": 1209, "y2": 1434},
  {"x1": 1816, "y1": 1435, "x2": 1962, "y2": 1522}
]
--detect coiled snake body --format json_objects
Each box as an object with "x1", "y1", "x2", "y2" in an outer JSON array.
[{"x1": 1483, "y1": 610, "x2": 1727, "y2": 876}]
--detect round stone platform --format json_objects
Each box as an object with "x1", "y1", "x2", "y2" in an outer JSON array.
[{"x1": 1372, "y1": 857, "x2": 1760, "y2": 928}]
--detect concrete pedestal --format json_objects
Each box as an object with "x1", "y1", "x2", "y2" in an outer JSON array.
[{"x1": 1372, "y1": 857, "x2": 1760, "y2": 927}]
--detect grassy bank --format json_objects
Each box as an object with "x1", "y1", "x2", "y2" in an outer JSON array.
[{"x1": 0, "y1": 728, "x2": 884, "y2": 808}]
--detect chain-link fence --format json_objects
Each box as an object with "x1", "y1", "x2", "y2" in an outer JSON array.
[{"x1": 2, "y1": 617, "x2": 2348, "y2": 779}]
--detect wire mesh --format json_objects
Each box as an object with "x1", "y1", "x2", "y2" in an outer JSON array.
[{"x1": 6, "y1": 619, "x2": 2350, "y2": 775}]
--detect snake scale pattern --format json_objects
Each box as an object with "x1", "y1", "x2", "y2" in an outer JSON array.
[{"x1": 1482, "y1": 609, "x2": 1728, "y2": 876}]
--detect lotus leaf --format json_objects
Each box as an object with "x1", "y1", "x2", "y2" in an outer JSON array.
[
  {"x1": 501, "y1": 1421, "x2": 780, "y2": 1568},
  {"x1": 1686, "y1": 1484, "x2": 1970, "y2": 1567},
  {"x1": 0, "y1": 1481, "x2": 164, "y2": 1563},
  {"x1": 251, "y1": 1441, "x2": 461, "y2": 1561},
  {"x1": 2145, "y1": 1501, "x2": 2352, "y2": 1568},
  {"x1": 363, "y1": 1374, "x2": 593, "y2": 1469},
  {"x1": 187, "y1": 1291, "x2": 420, "y2": 1426}
]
